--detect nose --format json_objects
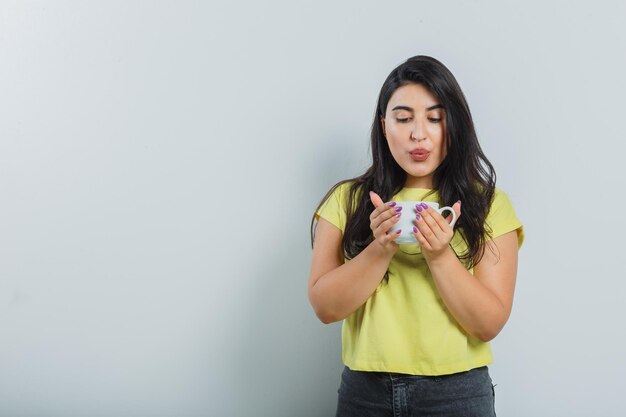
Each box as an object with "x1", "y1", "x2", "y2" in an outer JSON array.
[{"x1": 411, "y1": 119, "x2": 426, "y2": 141}]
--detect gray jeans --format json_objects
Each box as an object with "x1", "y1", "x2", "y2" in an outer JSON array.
[{"x1": 335, "y1": 365, "x2": 497, "y2": 417}]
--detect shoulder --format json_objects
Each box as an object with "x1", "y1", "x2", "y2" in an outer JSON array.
[
  {"x1": 325, "y1": 180, "x2": 360, "y2": 203},
  {"x1": 315, "y1": 180, "x2": 360, "y2": 231},
  {"x1": 485, "y1": 186, "x2": 524, "y2": 248},
  {"x1": 336, "y1": 179, "x2": 358, "y2": 193},
  {"x1": 493, "y1": 186, "x2": 511, "y2": 201},
  {"x1": 487, "y1": 186, "x2": 516, "y2": 212}
]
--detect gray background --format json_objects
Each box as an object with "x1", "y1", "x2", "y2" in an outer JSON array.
[{"x1": 1, "y1": 1, "x2": 625, "y2": 416}]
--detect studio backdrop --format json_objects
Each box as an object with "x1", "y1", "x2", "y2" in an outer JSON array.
[{"x1": 1, "y1": 1, "x2": 625, "y2": 416}]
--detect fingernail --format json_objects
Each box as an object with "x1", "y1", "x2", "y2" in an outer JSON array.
[
  {"x1": 396, "y1": 229, "x2": 402, "y2": 234},
  {"x1": 456, "y1": 200, "x2": 461, "y2": 205},
  {"x1": 413, "y1": 226, "x2": 418, "y2": 233},
  {"x1": 395, "y1": 206, "x2": 403, "y2": 212},
  {"x1": 415, "y1": 213, "x2": 421, "y2": 220},
  {"x1": 416, "y1": 205, "x2": 423, "y2": 212},
  {"x1": 386, "y1": 201, "x2": 396, "y2": 207},
  {"x1": 420, "y1": 202, "x2": 429, "y2": 209}
]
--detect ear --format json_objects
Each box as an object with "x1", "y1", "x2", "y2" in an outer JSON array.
[{"x1": 380, "y1": 117, "x2": 386, "y2": 137}]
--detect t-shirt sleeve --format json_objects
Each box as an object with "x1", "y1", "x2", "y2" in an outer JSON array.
[
  {"x1": 314, "y1": 183, "x2": 349, "y2": 233},
  {"x1": 485, "y1": 188, "x2": 525, "y2": 250}
]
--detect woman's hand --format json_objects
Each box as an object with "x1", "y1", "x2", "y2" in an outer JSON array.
[
  {"x1": 369, "y1": 191, "x2": 401, "y2": 255},
  {"x1": 412, "y1": 201, "x2": 462, "y2": 263}
]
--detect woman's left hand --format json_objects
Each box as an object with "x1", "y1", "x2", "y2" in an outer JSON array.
[{"x1": 412, "y1": 201, "x2": 462, "y2": 263}]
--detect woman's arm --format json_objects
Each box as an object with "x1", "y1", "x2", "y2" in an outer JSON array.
[
  {"x1": 427, "y1": 230, "x2": 519, "y2": 342},
  {"x1": 307, "y1": 217, "x2": 395, "y2": 324}
]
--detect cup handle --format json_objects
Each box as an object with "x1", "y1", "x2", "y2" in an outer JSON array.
[{"x1": 438, "y1": 206, "x2": 458, "y2": 228}]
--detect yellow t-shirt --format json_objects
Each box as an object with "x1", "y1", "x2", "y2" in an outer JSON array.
[{"x1": 314, "y1": 182, "x2": 525, "y2": 376}]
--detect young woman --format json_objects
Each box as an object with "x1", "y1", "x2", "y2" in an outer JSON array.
[{"x1": 308, "y1": 55, "x2": 524, "y2": 416}]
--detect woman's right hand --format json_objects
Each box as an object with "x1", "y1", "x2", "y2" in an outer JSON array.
[{"x1": 368, "y1": 191, "x2": 401, "y2": 254}]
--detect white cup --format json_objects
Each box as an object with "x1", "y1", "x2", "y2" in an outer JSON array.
[{"x1": 389, "y1": 201, "x2": 458, "y2": 244}]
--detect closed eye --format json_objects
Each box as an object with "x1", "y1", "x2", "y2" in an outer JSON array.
[{"x1": 396, "y1": 118, "x2": 441, "y2": 123}]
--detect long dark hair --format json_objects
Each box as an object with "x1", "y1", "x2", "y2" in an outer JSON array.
[{"x1": 310, "y1": 55, "x2": 498, "y2": 270}]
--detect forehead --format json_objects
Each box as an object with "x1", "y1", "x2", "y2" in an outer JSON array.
[{"x1": 387, "y1": 83, "x2": 440, "y2": 109}]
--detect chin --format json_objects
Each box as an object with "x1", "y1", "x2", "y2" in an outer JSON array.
[{"x1": 406, "y1": 165, "x2": 433, "y2": 176}]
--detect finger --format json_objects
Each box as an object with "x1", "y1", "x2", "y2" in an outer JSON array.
[
  {"x1": 444, "y1": 201, "x2": 461, "y2": 224},
  {"x1": 376, "y1": 210, "x2": 401, "y2": 233},
  {"x1": 385, "y1": 228, "x2": 402, "y2": 244},
  {"x1": 412, "y1": 224, "x2": 432, "y2": 251},
  {"x1": 369, "y1": 202, "x2": 396, "y2": 222},
  {"x1": 370, "y1": 200, "x2": 401, "y2": 224},
  {"x1": 371, "y1": 208, "x2": 399, "y2": 236},
  {"x1": 419, "y1": 202, "x2": 456, "y2": 236},
  {"x1": 370, "y1": 190, "x2": 398, "y2": 219},
  {"x1": 415, "y1": 203, "x2": 447, "y2": 238},
  {"x1": 425, "y1": 204, "x2": 452, "y2": 234},
  {"x1": 413, "y1": 211, "x2": 436, "y2": 248},
  {"x1": 369, "y1": 191, "x2": 384, "y2": 208}
]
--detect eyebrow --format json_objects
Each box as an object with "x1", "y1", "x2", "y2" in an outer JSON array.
[{"x1": 391, "y1": 104, "x2": 444, "y2": 112}]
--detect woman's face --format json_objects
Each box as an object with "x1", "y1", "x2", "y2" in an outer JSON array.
[{"x1": 381, "y1": 83, "x2": 447, "y2": 189}]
